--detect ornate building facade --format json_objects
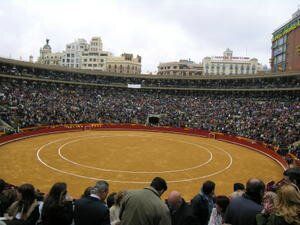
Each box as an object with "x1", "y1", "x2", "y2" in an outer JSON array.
[
  {"x1": 202, "y1": 49, "x2": 260, "y2": 76},
  {"x1": 157, "y1": 59, "x2": 202, "y2": 76}
]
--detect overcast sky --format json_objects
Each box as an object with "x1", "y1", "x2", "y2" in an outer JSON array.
[{"x1": 0, "y1": 0, "x2": 298, "y2": 73}]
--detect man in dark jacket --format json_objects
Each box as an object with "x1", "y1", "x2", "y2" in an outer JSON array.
[
  {"x1": 191, "y1": 180, "x2": 215, "y2": 225},
  {"x1": 0, "y1": 179, "x2": 9, "y2": 217},
  {"x1": 74, "y1": 180, "x2": 110, "y2": 225},
  {"x1": 167, "y1": 191, "x2": 197, "y2": 225},
  {"x1": 224, "y1": 178, "x2": 265, "y2": 225}
]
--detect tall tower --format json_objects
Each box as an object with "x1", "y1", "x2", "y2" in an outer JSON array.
[{"x1": 40, "y1": 39, "x2": 52, "y2": 58}]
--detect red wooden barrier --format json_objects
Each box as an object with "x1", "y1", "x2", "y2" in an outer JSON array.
[{"x1": 0, "y1": 124, "x2": 288, "y2": 169}]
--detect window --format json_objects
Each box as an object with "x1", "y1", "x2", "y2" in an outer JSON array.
[
  {"x1": 277, "y1": 54, "x2": 283, "y2": 63},
  {"x1": 278, "y1": 37, "x2": 284, "y2": 45}
]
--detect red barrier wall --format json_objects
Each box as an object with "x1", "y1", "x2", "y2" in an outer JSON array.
[{"x1": 0, "y1": 124, "x2": 288, "y2": 169}]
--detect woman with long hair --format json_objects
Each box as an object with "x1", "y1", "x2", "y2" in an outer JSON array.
[
  {"x1": 41, "y1": 182, "x2": 73, "y2": 225},
  {"x1": 256, "y1": 191, "x2": 278, "y2": 225},
  {"x1": 6, "y1": 183, "x2": 40, "y2": 225},
  {"x1": 208, "y1": 195, "x2": 230, "y2": 225},
  {"x1": 110, "y1": 191, "x2": 126, "y2": 225},
  {"x1": 266, "y1": 184, "x2": 300, "y2": 225}
]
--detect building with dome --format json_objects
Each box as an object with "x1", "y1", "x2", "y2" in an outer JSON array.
[
  {"x1": 37, "y1": 37, "x2": 142, "y2": 74},
  {"x1": 202, "y1": 48, "x2": 261, "y2": 76},
  {"x1": 37, "y1": 39, "x2": 63, "y2": 65}
]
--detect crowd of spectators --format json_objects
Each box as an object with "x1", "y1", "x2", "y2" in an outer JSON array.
[
  {"x1": 0, "y1": 63, "x2": 300, "y2": 90},
  {"x1": 0, "y1": 167, "x2": 299, "y2": 225},
  {"x1": 1, "y1": 77, "x2": 299, "y2": 150}
]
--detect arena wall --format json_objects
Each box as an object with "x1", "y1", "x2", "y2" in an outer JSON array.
[{"x1": 0, "y1": 124, "x2": 288, "y2": 169}]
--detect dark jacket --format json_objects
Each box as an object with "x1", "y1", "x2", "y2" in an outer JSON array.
[
  {"x1": 0, "y1": 193, "x2": 10, "y2": 217},
  {"x1": 168, "y1": 199, "x2": 197, "y2": 225},
  {"x1": 41, "y1": 201, "x2": 73, "y2": 225},
  {"x1": 191, "y1": 193, "x2": 212, "y2": 225},
  {"x1": 74, "y1": 196, "x2": 110, "y2": 225},
  {"x1": 6, "y1": 203, "x2": 40, "y2": 225},
  {"x1": 224, "y1": 194, "x2": 263, "y2": 225}
]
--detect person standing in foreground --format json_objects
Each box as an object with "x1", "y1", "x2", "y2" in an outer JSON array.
[
  {"x1": 167, "y1": 190, "x2": 197, "y2": 225},
  {"x1": 224, "y1": 178, "x2": 265, "y2": 225},
  {"x1": 261, "y1": 184, "x2": 300, "y2": 225},
  {"x1": 74, "y1": 180, "x2": 110, "y2": 225},
  {"x1": 191, "y1": 180, "x2": 216, "y2": 225},
  {"x1": 119, "y1": 177, "x2": 171, "y2": 225}
]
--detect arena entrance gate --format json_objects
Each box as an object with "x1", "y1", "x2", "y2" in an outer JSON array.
[{"x1": 146, "y1": 114, "x2": 161, "y2": 126}]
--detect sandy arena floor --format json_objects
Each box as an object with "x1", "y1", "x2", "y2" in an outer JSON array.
[{"x1": 0, "y1": 130, "x2": 284, "y2": 200}]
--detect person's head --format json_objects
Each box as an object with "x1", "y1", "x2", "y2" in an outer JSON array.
[
  {"x1": 17, "y1": 184, "x2": 36, "y2": 214},
  {"x1": 233, "y1": 183, "x2": 245, "y2": 192},
  {"x1": 0, "y1": 179, "x2": 6, "y2": 193},
  {"x1": 82, "y1": 186, "x2": 93, "y2": 198},
  {"x1": 91, "y1": 180, "x2": 109, "y2": 201},
  {"x1": 283, "y1": 168, "x2": 300, "y2": 190},
  {"x1": 245, "y1": 178, "x2": 265, "y2": 204},
  {"x1": 106, "y1": 192, "x2": 117, "y2": 208},
  {"x1": 18, "y1": 183, "x2": 35, "y2": 202},
  {"x1": 261, "y1": 191, "x2": 278, "y2": 214},
  {"x1": 47, "y1": 182, "x2": 67, "y2": 204},
  {"x1": 202, "y1": 180, "x2": 215, "y2": 196},
  {"x1": 215, "y1": 195, "x2": 230, "y2": 214},
  {"x1": 114, "y1": 191, "x2": 126, "y2": 207},
  {"x1": 167, "y1": 191, "x2": 183, "y2": 211},
  {"x1": 275, "y1": 184, "x2": 300, "y2": 224},
  {"x1": 150, "y1": 177, "x2": 167, "y2": 196},
  {"x1": 3, "y1": 188, "x2": 18, "y2": 206}
]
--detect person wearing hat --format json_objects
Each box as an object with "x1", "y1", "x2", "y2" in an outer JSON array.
[{"x1": 283, "y1": 167, "x2": 300, "y2": 190}]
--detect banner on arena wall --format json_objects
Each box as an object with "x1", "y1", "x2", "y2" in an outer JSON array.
[{"x1": 127, "y1": 84, "x2": 141, "y2": 89}]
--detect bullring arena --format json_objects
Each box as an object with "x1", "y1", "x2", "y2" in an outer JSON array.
[
  {"x1": 0, "y1": 57, "x2": 299, "y2": 201},
  {"x1": 0, "y1": 125, "x2": 285, "y2": 200}
]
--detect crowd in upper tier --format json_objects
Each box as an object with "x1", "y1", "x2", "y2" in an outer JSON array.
[
  {"x1": 1, "y1": 78, "x2": 299, "y2": 152},
  {"x1": 0, "y1": 63, "x2": 299, "y2": 89}
]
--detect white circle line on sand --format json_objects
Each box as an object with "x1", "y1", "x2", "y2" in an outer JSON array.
[
  {"x1": 57, "y1": 135, "x2": 213, "y2": 173},
  {"x1": 36, "y1": 132, "x2": 233, "y2": 183}
]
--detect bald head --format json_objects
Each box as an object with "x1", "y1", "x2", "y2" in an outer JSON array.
[
  {"x1": 246, "y1": 178, "x2": 265, "y2": 204},
  {"x1": 167, "y1": 191, "x2": 183, "y2": 210}
]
